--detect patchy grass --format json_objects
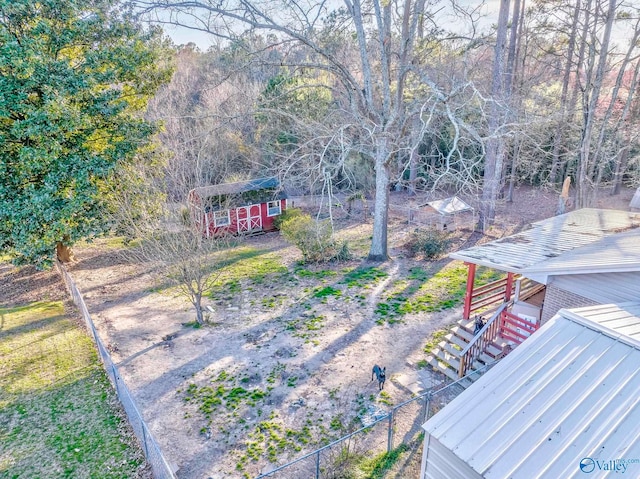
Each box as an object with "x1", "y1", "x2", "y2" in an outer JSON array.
[
  {"x1": 0, "y1": 302, "x2": 146, "y2": 478},
  {"x1": 358, "y1": 443, "x2": 410, "y2": 479},
  {"x1": 286, "y1": 314, "x2": 326, "y2": 344},
  {"x1": 375, "y1": 262, "x2": 503, "y2": 322},
  {"x1": 313, "y1": 286, "x2": 342, "y2": 299},
  {"x1": 219, "y1": 247, "x2": 289, "y2": 283},
  {"x1": 209, "y1": 247, "x2": 290, "y2": 300},
  {"x1": 377, "y1": 390, "x2": 393, "y2": 406},
  {"x1": 182, "y1": 364, "x2": 329, "y2": 476},
  {"x1": 237, "y1": 413, "x2": 315, "y2": 474},
  {"x1": 340, "y1": 266, "x2": 388, "y2": 288},
  {"x1": 294, "y1": 267, "x2": 337, "y2": 280},
  {"x1": 424, "y1": 328, "x2": 451, "y2": 354}
]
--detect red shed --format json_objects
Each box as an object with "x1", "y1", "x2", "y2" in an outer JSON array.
[{"x1": 187, "y1": 177, "x2": 287, "y2": 237}]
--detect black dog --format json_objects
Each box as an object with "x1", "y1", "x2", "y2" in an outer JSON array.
[{"x1": 372, "y1": 365, "x2": 386, "y2": 390}]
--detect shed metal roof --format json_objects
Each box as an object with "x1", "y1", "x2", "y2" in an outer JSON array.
[
  {"x1": 422, "y1": 196, "x2": 473, "y2": 215},
  {"x1": 189, "y1": 177, "x2": 280, "y2": 199},
  {"x1": 423, "y1": 302, "x2": 640, "y2": 479},
  {"x1": 449, "y1": 208, "x2": 640, "y2": 274}
]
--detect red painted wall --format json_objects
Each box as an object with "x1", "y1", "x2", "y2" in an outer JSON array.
[{"x1": 200, "y1": 199, "x2": 287, "y2": 237}]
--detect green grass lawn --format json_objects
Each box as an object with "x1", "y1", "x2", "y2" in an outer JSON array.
[{"x1": 0, "y1": 302, "x2": 147, "y2": 478}]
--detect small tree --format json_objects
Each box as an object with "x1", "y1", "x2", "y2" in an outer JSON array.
[
  {"x1": 280, "y1": 211, "x2": 349, "y2": 263},
  {"x1": 135, "y1": 226, "x2": 232, "y2": 325}
]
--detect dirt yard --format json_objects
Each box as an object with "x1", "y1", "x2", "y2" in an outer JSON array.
[{"x1": 9, "y1": 186, "x2": 634, "y2": 479}]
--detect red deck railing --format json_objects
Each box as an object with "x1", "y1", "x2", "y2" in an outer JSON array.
[
  {"x1": 457, "y1": 303, "x2": 542, "y2": 378},
  {"x1": 500, "y1": 309, "x2": 540, "y2": 345},
  {"x1": 458, "y1": 303, "x2": 509, "y2": 377},
  {"x1": 464, "y1": 273, "x2": 518, "y2": 319}
]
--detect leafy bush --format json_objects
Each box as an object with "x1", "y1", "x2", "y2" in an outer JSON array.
[
  {"x1": 279, "y1": 212, "x2": 350, "y2": 263},
  {"x1": 407, "y1": 228, "x2": 452, "y2": 259},
  {"x1": 272, "y1": 207, "x2": 304, "y2": 230}
]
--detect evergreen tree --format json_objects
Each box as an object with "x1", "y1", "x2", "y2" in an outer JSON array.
[{"x1": 0, "y1": 0, "x2": 172, "y2": 267}]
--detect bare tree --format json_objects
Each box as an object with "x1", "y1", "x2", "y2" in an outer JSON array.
[
  {"x1": 135, "y1": 0, "x2": 482, "y2": 261},
  {"x1": 138, "y1": 227, "x2": 232, "y2": 325},
  {"x1": 107, "y1": 156, "x2": 232, "y2": 325},
  {"x1": 479, "y1": 0, "x2": 510, "y2": 230}
]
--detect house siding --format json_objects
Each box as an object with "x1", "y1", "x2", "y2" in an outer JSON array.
[
  {"x1": 540, "y1": 283, "x2": 598, "y2": 325},
  {"x1": 421, "y1": 434, "x2": 482, "y2": 479}
]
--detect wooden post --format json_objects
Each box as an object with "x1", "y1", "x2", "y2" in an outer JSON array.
[
  {"x1": 463, "y1": 262, "x2": 477, "y2": 319},
  {"x1": 505, "y1": 272, "x2": 514, "y2": 301}
]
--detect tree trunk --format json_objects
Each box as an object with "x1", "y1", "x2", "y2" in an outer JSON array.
[
  {"x1": 611, "y1": 58, "x2": 640, "y2": 195},
  {"x1": 479, "y1": 0, "x2": 510, "y2": 231},
  {"x1": 549, "y1": 0, "x2": 581, "y2": 185},
  {"x1": 56, "y1": 240, "x2": 75, "y2": 263},
  {"x1": 576, "y1": 0, "x2": 616, "y2": 208},
  {"x1": 193, "y1": 292, "x2": 205, "y2": 325},
  {"x1": 612, "y1": 131, "x2": 631, "y2": 196},
  {"x1": 368, "y1": 136, "x2": 390, "y2": 261}
]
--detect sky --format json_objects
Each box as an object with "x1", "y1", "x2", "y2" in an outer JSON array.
[
  {"x1": 158, "y1": 1, "x2": 636, "y2": 53},
  {"x1": 157, "y1": 0, "x2": 502, "y2": 50}
]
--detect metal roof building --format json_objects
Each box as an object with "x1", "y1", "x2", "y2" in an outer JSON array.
[
  {"x1": 188, "y1": 177, "x2": 281, "y2": 199},
  {"x1": 421, "y1": 302, "x2": 640, "y2": 479},
  {"x1": 422, "y1": 196, "x2": 473, "y2": 215},
  {"x1": 449, "y1": 209, "x2": 640, "y2": 282}
]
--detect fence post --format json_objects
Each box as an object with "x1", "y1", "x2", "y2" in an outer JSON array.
[
  {"x1": 112, "y1": 364, "x2": 119, "y2": 396},
  {"x1": 315, "y1": 450, "x2": 320, "y2": 479},
  {"x1": 142, "y1": 422, "x2": 150, "y2": 458},
  {"x1": 387, "y1": 411, "x2": 394, "y2": 453},
  {"x1": 422, "y1": 393, "x2": 430, "y2": 422}
]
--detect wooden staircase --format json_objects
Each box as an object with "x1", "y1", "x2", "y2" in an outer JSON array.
[
  {"x1": 426, "y1": 274, "x2": 546, "y2": 387},
  {"x1": 426, "y1": 305, "x2": 511, "y2": 386}
]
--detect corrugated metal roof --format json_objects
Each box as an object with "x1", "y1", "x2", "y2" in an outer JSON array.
[
  {"x1": 423, "y1": 302, "x2": 640, "y2": 479},
  {"x1": 522, "y1": 230, "x2": 640, "y2": 275},
  {"x1": 566, "y1": 302, "x2": 640, "y2": 342},
  {"x1": 551, "y1": 272, "x2": 640, "y2": 305},
  {"x1": 189, "y1": 177, "x2": 280, "y2": 199},
  {"x1": 449, "y1": 208, "x2": 640, "y2": 274},
  {"x1": 422, "y1": 196, "x2": 473, "y2": 215}
]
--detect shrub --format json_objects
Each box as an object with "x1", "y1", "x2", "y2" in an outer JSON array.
[
  {"x1": 179, "y1": 206, "x2": 192, "y2": 226},
  {"x1": 407, "y1": 228, "x2": 452, "y2": 259},
  {"x1": 272, "y1": 207, "x2": 304, "y2": 230},
  {"x1": 279, "y1": 212, "x2": 350, "y2": 263}
]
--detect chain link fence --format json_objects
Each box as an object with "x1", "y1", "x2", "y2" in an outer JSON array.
[
  {"x1": 56, "y1": 261, "x2": 176, "y2": 479},
  {"x1": 56, "y1": 258, "x2": 496, "y2": 479},
  {"x1": 256, "y1": 364, "x2": 495, "y2": 479}
]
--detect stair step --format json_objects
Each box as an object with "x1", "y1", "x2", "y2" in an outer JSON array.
[
  {"x1": 426, "y1": 356, "x2": 459, "y2": 382},
  {"x1": 485, "y1": 344, "x2": 502, "y2": 357},
  {"x1": 478, "y1": 352, "x2": 496, "y2": 365},
  {"x1": 467, "y1": 365, "x2": 488, "y2": 382},
  {"x1": 471, "y1": 360, "x2": 485, "y2": 371},
  {"x1": 451, "y1": 326, "x2": 474, "y2": 342},
  {"x1": 442, "y1": 342, "x2": 463, "y2": 358},
  {"x1": 444, "y1": 333, "x2": 469, "y2": 350},
  {"x1": 461, "y1": 319, "x2": 475, "y2": 330},
  {"x1": 433, "y1": 348, "x2": 461, "y2": 371}
]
